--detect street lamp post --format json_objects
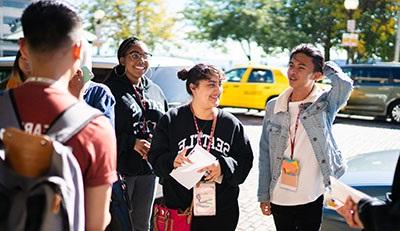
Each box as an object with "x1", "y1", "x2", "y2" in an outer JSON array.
[
  {"x1": 93, "y1": 10, "x2": 105, "y2": 56},
  {"x1": 395, "y1": 9, "x2": 400, "y2": 62},
  {"x1": 344, "y1": 0, "x2": 359, "y2": 64}
]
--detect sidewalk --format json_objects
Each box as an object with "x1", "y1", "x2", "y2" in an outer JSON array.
[{"x1": 236, "y1": 117, "x2": 400, "y2": 231}]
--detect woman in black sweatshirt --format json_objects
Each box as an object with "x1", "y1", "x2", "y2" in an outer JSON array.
[
  {"x1": 148, "y1": 64, "x2": 253, "y2": 230},
  {"x1": 104, "y1": 37, "x2": 168, "y2": 231}
]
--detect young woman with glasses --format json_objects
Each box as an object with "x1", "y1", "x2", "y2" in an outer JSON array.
[{"x1": 104, "y1": 36, "x2": 168, "y2": 231}]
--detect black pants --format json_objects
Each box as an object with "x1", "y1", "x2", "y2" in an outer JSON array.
[
  {"x1": 191, "y1": 203, "x2": 239, "y2": 231},
  {"x1": 271, "y1": 195, "x2": 324, "y2": 231}
]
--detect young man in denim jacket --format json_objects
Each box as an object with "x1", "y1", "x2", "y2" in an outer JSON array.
[{"x1": 257, "y1": 43, "x2": 353, "y2": 231}]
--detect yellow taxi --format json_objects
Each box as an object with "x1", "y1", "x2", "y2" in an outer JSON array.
[{"x1": 220, "y1": 64, "x2": 289, "y2": 110}]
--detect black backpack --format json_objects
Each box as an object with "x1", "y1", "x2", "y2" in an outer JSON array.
[{"x1": 0, "y1": 90, "x2": 101, "y2": 231}]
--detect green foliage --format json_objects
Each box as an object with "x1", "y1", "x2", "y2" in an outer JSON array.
[
  {"x1": 183, "y1": 0, "x2": 276, "y2": 60},
  {"x1": 356, "y1": 0, "x2": 399, "y2": 62},
  {"x1": 182, "y1": 0, "x2": 399, "y2": 62},
  {"x1": 80, "y1": 0, "x2": 175, "y2": 51}
]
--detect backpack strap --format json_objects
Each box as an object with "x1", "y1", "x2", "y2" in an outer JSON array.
[
  {"x1": 0, "y1": 90, "x2": 21, "y2": 129},
  {"x1": 46, "y1": 102, "x2": 102, "y2": 143}
]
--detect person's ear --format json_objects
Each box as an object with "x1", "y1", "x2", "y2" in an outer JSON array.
[
  {"x1": 19, "y1": 38, "x2": 29, "y2": 59},
  {"x1": 313, "y1": 72, "x2": 323, "y2": 81},
  {"x1": 189, "y1": 83, "x2": 197, "y2": 93},
  {"x1": 119, "y1": 57, "x2": 126, "y2": 66},
  {"x1": 72, "y1": 41, "x2": 81, "y2": 60}
]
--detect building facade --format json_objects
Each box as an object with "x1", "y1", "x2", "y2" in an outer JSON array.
[{"x1": 0, "y1": 0, "x2": 30, "y2": 57}]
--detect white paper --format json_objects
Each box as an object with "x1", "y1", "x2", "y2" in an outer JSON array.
[
  {"x1": 170, "y1": 144, "x2": 217, "y2": 189},
  {"x1": 326, "y1": 176, "x2": 372, "y2": 210}
]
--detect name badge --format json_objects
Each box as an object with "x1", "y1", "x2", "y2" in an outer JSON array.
[
  {"x1": 193, "y1": 182, "x2": 216, "y2": 216},
  {"x1": 279, "y1": 158, "x2": 300, "y2": 191}
]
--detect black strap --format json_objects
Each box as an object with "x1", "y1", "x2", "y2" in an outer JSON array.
[
  {"x1": 0, "y1": 90, "x2": 102, "y2": 143},
  {"x1": 0, "y1": 90, "x2": 20, "y2": 129}
]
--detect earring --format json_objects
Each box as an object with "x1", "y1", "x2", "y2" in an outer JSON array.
[{"x1": 114, "y1": 65, "x2": 126, "y2": 77}]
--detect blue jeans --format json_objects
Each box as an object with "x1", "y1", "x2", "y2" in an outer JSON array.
[{"x1": 125, "y1": 175, "x2": 157, "y2": 231}]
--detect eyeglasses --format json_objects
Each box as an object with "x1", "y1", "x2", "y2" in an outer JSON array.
[{"x1": 128, "y1": 51, "x2": 152, "y2": 61}]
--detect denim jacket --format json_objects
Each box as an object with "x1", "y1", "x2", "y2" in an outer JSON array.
[{"x1": 257, "y1": 61, "x2": 353, "y2": 202}]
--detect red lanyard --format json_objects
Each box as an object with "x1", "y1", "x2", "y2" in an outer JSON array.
[
  {"x1": 132, "y1": 86, "x2": 148, "y2": 133},
  {"x1": 190, "y1": 104, "x2": 217, "y2": 152},
  {"x1": 289, "y1": 103, "x2": 304, "y2": 160}
]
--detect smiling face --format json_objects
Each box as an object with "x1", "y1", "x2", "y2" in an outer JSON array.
[
  {"x1": 190, "y1": 73, "x2": 223, "y2": 109},
  {"x1": 287, "y1": 53, "x2": 321, "y2": 91},
  {"x1": 119, "y1": 41, "x2": 150, "y2": 84}
]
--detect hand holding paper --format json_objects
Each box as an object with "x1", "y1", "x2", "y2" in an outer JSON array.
[{"x1": 170, "y1": 144, "x2": 217, "y2": 189}]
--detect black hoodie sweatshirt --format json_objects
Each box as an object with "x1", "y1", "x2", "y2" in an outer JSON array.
[
  {"x1": 105, "y1": 73, "x2": 168, "y2": 176},
  {"x1": 148, "y1": 105, "x2": 253, "y2": 212}
]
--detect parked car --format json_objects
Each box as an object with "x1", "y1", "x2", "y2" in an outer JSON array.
[
  {"x1": 340, "y1": 64, "x2": 400, "y2": 123},
  {"x1": 0, "y1": 56, "x2": 194, "y2": 108},
  {"x1": 321, "y1": 149, "x2": 400, "y2": 231},
  {"x1": 219, "y1": 64, "x2": 289, "y2": 110}
]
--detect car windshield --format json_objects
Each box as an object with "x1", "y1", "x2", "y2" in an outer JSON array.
[
  {"x1": 347, "y1": 150, "x2": 400, "y2": 172},
  {"x1": 148, "y1": 66, "x2": 191, "y2": 106}
]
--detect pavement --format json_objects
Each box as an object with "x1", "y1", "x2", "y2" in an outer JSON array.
[{"x1": 234, "y1": 112, "x2": 400, "y2": 231}]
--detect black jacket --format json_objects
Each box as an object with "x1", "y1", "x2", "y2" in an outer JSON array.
[
  {"x1": 105, "y1": 73, "x2": 167, "y2": 176},
  {"x1": 358, "y1": 155, "x2": 400, "y2": 231},
  {"x1": 148, "y1": 105, "x2": 253, "y2": 212}
]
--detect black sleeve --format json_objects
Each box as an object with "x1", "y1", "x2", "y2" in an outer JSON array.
[
  {"x1": 148, "y1": 114, "x2": 176, "y2": 178},
  {"x1": 114, "y1": 97, "x2": 137, "y2": 159},
  {"x1": 217, "y1": 122, "x2": 253, "y2": 186},
  {"x1": 358, "y1": 156, "x2": 400, "y2": 231},
  {"x1": 358, "y1": 198, "x2": 400, "y2": 231}
]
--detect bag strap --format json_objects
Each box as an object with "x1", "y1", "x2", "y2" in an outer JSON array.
[
  {"x1": 45, "y1": 102, "x2": 102, "y2": 143},
  {"x1": 0, "y1": 89, "x2": 102, "y2": 144},
  {"x1": 0, "y1": 90, "x2": 21, "y2": 129}
]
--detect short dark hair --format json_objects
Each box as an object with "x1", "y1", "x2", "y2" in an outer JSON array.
[
  {"x1": 290, "y1": 43, "x2": 324, "y2": 73},
  {"x1": 21, "y1": 0, "x2": 81, "y2": 53},
  {"x1": 177, "y1": 64, "x2": 225, "y2": 95}
]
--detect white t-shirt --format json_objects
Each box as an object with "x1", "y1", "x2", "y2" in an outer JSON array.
[{"x1": 270, "y1": 100, "x2": 325, "y2": 206}]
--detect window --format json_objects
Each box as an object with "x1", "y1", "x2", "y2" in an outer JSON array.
[
  {"x1": 225, "y1": 68, "x2": 246, "y2": 82},
  {"x1": 149, "y1": 66, "x2": 190, "y2": 104},
  {"x1": 343, "y1": 67, "x2": 391, "y2": 85},
  {"x1": 3, "y1": 50, "x2": 18, "y2": 56},
  {"x1": 247, "y1": 69, "x2": 273, "y2": 83},
  {"x1": 92, "y1": 68, "x2": 112, "y2": 83},
  {"x1": 3, "y1": 0, "x2": 29, "y2": 8},
  {"x1": 391, "y1": 67, "x2": 400, "y2": 85},
  {"x1": 3, "y1": 16, "x2": 18, "y2": 25}
]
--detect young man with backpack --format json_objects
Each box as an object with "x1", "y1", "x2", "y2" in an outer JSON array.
[{"x1": 0, "y1": 1, "x2": 117, "y2": 230}]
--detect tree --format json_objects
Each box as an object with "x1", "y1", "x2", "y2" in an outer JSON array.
[
  {"x1": 263, "y1": 0, "x2": 399, "y2": 62},
  {"x1": 182, "y1": 0, "x2": 399, "y2": 62},
  {"x1": 81, "y1": 0, "x2": 175, "y2": 51},
  {"x1": 182, "y1": 0, "x2": 277, "y2": 60},
  {"x1": 260, "y1": 0, "x2": 347, "y2": 61},
  {"x1": 355, "y1": 0, "x2": 399, "y2": 62}
]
